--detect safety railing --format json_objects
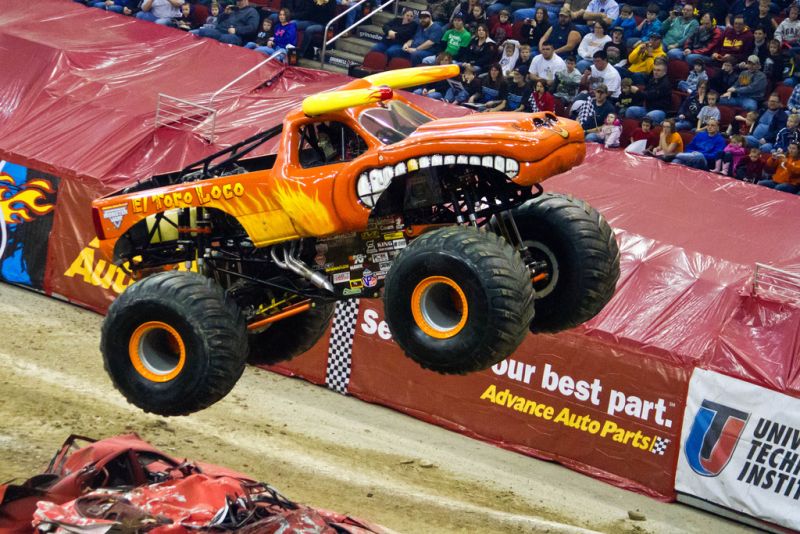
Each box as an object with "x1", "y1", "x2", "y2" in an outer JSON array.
[
  {"x1": 155, "y1": 94, "x2": 217, "y2": 142},
  {"x1": 156, "y1": 51, "x2": 284, "y2": 143},
  {"x1": 751, "y1": 262, "x2": 800, "y2": 303},
  {"x1": 321, "y1": 0, "x2": 399, "y2": 68}
]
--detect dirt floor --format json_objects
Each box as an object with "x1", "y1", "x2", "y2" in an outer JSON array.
[{"x1": 0, "y1": 282, "x2": 756, "y2": 534}]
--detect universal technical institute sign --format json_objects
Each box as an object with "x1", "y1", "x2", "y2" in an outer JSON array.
[{"x1": 676, "y1": 368, "x2": 800, "y2": 531}]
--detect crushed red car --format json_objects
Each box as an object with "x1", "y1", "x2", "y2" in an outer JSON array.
[{"x1": 0, "y1": 434, "x2": 388, "y2": 533}]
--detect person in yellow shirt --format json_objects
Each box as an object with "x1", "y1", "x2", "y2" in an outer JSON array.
[{"x1": 621, "y1": 33, "x2": 666, "y2": 84}]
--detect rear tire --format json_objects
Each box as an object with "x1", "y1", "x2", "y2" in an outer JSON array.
[
  {"x1": 507, "y1": 193, "x2": 620, "y2": 334},
  {"x1": 383, "y1": 226, "x2": 534, "y2": 374},
  {"x1": 247, "y1": 301, "x2": 335, "y2": 365},
  {"x1": 101, "y1": 271, "x2": 248, "y2": 416}
]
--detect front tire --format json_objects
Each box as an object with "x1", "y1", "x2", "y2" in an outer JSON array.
[
  {"x1": 101, "y1": 271, "x2": 248, "y2": 416},
  {"x1": 507, "y1": 193, "x2": 620, "y2": 333},
  {"x1": 383, "y1": 226, "x2": 534, "y2": 374}
]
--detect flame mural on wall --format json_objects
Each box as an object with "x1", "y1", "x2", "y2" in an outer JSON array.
[{"x1": 0, "y1": 161, "x2": 59, "y2": 287}]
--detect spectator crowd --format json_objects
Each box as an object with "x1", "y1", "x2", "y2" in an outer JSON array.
[{"x1": 73, "y1": 0, "x2": 800, "y2": 195}]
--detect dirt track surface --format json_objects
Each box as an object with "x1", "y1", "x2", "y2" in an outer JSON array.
[{"x1": 0, "y1": 283, "x2": 753, "y2": 534}]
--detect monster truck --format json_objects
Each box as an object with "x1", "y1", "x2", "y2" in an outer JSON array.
[{"x1": 91, "y1": 65, "x2": 620, "y2": 416}]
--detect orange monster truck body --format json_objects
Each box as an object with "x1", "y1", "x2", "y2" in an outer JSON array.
[{"x1": 91, "y1": 66, "x2": 619, "y2": 416}]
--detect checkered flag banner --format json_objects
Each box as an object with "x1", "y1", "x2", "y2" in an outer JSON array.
[
  {"x1": 651, "y1": 436, "x2": 670, "y2": 455},
  {"x1": 575, "y1": 97, "x2": 596, "y2": 128},
  {"x1": 325, "y1": 299, "x2": 360, "y2": 394}
]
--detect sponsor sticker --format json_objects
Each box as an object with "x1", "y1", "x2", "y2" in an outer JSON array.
[
  {"x1": 363, "y1": 274, "x2": 377, "y2": 288},
  {"x1": 333, "y1": 272, "x2": 350, "y2": 284},
  {"x1": 102, "y1": 203, "x2": 129, "y2": 229},
  {"x1": 343, "y1": 287, "x2": 362, "y2": 296},
  {"x1": 371, "y1": 252, "x2": 389, "y2": 262}
]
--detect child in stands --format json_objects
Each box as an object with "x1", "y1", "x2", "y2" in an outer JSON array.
[
  {"x1": 616, "y1": 78, "x2": 643, "y2": 117},
  {"x1": 728, "y1": 110, "x2": 759, "y2": 138},
  {"x1": 245, "y1": 17, "x2": 275, "y2": 53},
  {"x1": 553, "y1": 56, "x2": 581, "y2": 104},
  {"x1": 736, "y1": 147, "x2": 765, "y2": 182},
  {"x1": 678, "y1": 59, "x2": 708, "y2": 94},
  {"x1": 590, "y1": 112, "x2": 622, "y2": 148},
  {"x1": 491, "y1": 9, "x2": 513, "y2": 43},
  {"x1": 713, "y1": 134, "x2": 746, "y2": 176},
  {"x1": 696, "y1": 90, "x2": 720, "y2": 130}
]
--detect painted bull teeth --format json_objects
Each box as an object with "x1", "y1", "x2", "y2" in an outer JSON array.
[
  {"x1": 456, "y1": 155, "x2": 468, "y2": 164},
  {"x1": 419, "y1": 156, "x2": 431, "y2": 169},
  {"x1": 407, "y1": 158, "x2": 419, "y2": 172},
  {"x1": 469, "y1": 156, "x2": 481, "y2": 166},
  {"x1": 482, "y1": 155, "x2": 494, "y2": 168},
  {"x1": 382, "y1": 166, "x2": 394, "y2": 181},
  {"x1": 431, "y1": 154, "x2": 443, "y2": 166},
  {"x1": 506, "y1": 159, "x2": 519, "y2": 178},
  {"x1": 444, "y1": 155, "x2": 456, "y2": 165},
  {"x1": 395, "y1": 162, "x2": 407, "y2": 176},
  {"x1": 494, "y1": 156, "x2": 506, "y2": 172}
]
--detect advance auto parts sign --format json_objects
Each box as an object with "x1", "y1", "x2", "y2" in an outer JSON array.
[{"x1": 676, "y1": 368, "x2": 800, "y2": 530}]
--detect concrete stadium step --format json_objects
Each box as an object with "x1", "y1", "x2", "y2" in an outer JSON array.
[
  {"x1": 336, "y1": 36, "x2": 375, "y2": 57},
  {"x1": 297, "y1": 58, "x2": 349, "y2": 75},
  {"x1": 324, "y1": 49, "x2": 365, "y2": 70},
  {"x1": 372, "y1": 11, "x2": 394, "y2": 26},
  {"x1": 399, "y1": 0, "x2": 429, "y2": 12},
  {"x1": 355, "y1": 24, "x2": 384, "y2": 41}
]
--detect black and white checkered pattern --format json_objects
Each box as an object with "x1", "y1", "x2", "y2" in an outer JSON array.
[
  {"x1": 651, "y1": 436, "x2": 670, "y2": 455},
  {"x1": 325, "y1": 299, "x2": 360, "y2": 394}
]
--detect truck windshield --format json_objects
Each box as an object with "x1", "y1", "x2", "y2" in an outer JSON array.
[{"x1": 359, "y1": 101, "x2": 432, "y2": 144}]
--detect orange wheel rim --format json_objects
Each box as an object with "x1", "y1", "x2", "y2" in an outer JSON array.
[
  {"x1": 411, "y1": 276, "x2": 468, "y2": 339},
  {"x1": 128, "y1": 321, "x2": 186, "y2": 382}
]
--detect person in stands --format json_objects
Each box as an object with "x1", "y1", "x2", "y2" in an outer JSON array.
[
  {"x1": 393, "y1": 10, "x2": 443, "y2": 65},
  {"x1": 646, "y1": 118, "x2": 683, "y2": 160},
  {"x1": 674, "y1": 118, "x2": 727, "y2": 170},
  {"x1": 370, "y1": 9, "x2": 419, "y2": 56},
  {"x1": 467, "y1": 63, "x2": 508, "y2": 111},
  {"x1": 624, "y1": 59, "x2": 670, "y2": 124},
  {"x1": 736, "y1": 146, "x2": 766, "y2": 182},
  {"x1": 194, "y1": 0, "x2": 259, "y2": 45},
  {"x1": 759, "y1": 141, "x2": 800, "y2": 193},
  {"x1": 136, "y1": 0, "x2": 183, "y2": 25}
]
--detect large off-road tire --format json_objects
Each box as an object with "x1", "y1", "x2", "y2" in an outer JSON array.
[
  {"x1": 248, "y1": 301, "x2": 335, "y2": 365},
  {"x1": 383, "y1": 226, "x2": 534, "y2": 374},
  {"x1": 101, "y1": 271, "x2": 248, "y2": 416},
  {"x1": 507, "y1": 193, "x2": 620, "y2": 334}
]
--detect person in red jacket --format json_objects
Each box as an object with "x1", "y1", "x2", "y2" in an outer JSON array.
[
  {"x1": 529, "y1": 79, "x2": 556, "y2": 111},
  {"x1": 682, "y1": 12, "x2": 724, "y2": 64},
  {"x1": 711, "y1": 14, "x2": 754, "y2": 65}
]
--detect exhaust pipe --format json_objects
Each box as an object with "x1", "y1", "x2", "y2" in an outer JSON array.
[{"x1": 271, "y1": 243, "x2": 334, "y2": 293}]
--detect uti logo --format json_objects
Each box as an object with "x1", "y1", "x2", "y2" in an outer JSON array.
[{"x1": 684, "y1": 400, "x2": 750, "y2": 477}]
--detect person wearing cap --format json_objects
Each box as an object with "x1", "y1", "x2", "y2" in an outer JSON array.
[
  {"x1": 573, "y1": 83, "x2": 616, "y2": 131},
  {"x1": 622, "y1": 33, "x2": 666, "y2": 83},
  {"x1": 603, "y1": 25, "x2": 628, "y2": 67},
  {"x1": 393, "y1": 10, "x2": 444, "y2": 65},
  {"x1": 711, "y1": 14, "x2": 754, "y2": 65},
  {"x1": 661, "y1": 4, "x2": 698, "y2": 52},
  {"x1": 719, "y1": 54, "x2": 767, "y2": 111},
  {"x1": 679, "y1": 12, "x2": 723, "y2": 63},
  {"x1": 423, "y1": 11, "x2": 472, "y2": 64},
  {"x1": 610, "y1": 4, "x2": 637, "y2": 41},
  {"x1": 538, "y1": 7, "x2": 582, "y2": 57}
]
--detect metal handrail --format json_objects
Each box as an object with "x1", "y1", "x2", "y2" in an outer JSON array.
[
  {"x1": 752, "y1": 262, "x2": 800, "y2": 303},
  {"x1": 321, "y1": 0, "x2": 399, "y2": 68},
  {"x1": 209, "y1": 50, "x2": 284, "y2": 104}
]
